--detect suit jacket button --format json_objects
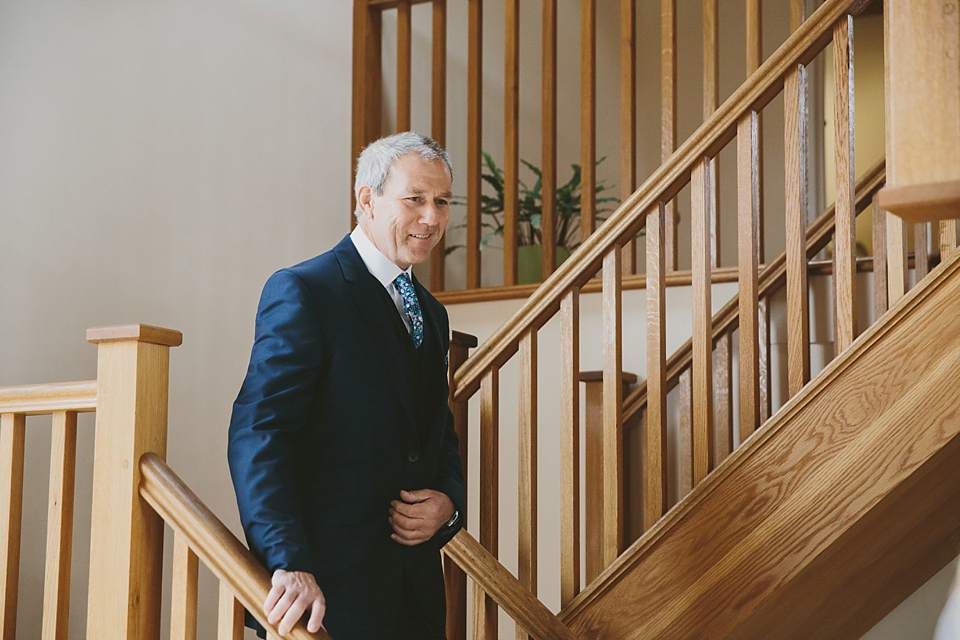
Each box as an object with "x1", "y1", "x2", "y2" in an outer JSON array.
[{"x1": 408, "y1": 452, "x2": 419, "y2": 463}]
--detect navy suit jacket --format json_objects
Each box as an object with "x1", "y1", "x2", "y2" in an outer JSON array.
[{"x1": 227, "y1": 235, "x2": 465, "y2": 639}]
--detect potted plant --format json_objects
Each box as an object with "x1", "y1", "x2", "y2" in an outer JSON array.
[{"x1": 449, "y1": 152, "x2": 620, "y2": 284}]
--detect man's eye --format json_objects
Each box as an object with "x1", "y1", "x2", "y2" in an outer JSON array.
[
  {"x1": 436, "y1": 199, "x2": 449, "y2": 207},
  {"x1": 407, "y1": 196, "x2": 422, "y2": 204}
]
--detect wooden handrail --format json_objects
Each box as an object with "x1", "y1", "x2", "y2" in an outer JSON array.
[
  {"x1": 138, "y1": 453, "x2": 331, "y2": 640},
  {"x1": 452, "y1": 0, "x2": 870, "y2": 402},
  {"x1": 0, "y1": 381, "x2": 97, "y2": 415},
  {"x1": 443, "y1": 530, "x2": 577, "y2": 640},
  {"x1": 621, "y1": 158, "x2": 886, "y2": 423}
]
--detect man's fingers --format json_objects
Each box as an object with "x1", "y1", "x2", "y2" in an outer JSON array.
[
  {"x1": 279, "y1": 596, "x2": 311, "y2": 636},
  {"x1": 391, "y1": 531, "x2": 429, "y2": 546},
  {"x1": 307, "y1": 598, "x2": 327, "y2": 633},
  {"x1": 264, "y1": 582, "x2": 284, "y2": 614},
  {"x1": 400, "y1": 489, "x2": 422, "y2": 502}
]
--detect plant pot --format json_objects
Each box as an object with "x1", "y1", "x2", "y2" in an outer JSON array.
[{"x1": 517, "y1": 245, "x2": 572, "y2": 284}]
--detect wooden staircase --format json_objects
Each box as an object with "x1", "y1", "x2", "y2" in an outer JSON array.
[{"x1": 560, "y1": 248, "x2": 960, "y2": 638}]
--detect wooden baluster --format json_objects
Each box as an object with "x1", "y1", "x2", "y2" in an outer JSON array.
[
  {"x1": 503, "y1": 0, "x2": 520, "y2": 286},
  {"x1": 758, "y1": 296, "x2": 772, "y2": 423},
  {"x1": 541, "y1": 0, "x2": 558, "y2": 281},
  {"x1": 645, "y1": 204, "x2": 668, "y2": 530},
  {"x1": 560, "y1": 289, "x2": 580, "y2": 606},
  {"x1": 474, "y1": 368, "x2": 499, "y2": 640},
  {"x1": 715, "y1": 334, "x2": 733, "y2": 464},
  {"x1": 42, "y1": 411, "x2": 78, "y2": 640},
  {"x1": 691, "y1": 158, "x2": 714, "y2": 484},
  {"x1": 445, "y1": 331, "x2": 475, "y2": 640},
  {"x1": 582, "y1": 370, "x2": 637, "y2": 583},
  {"x1": 738, "y1": 112, "x2": 761, "y2": 442},
  {"x1": 581, "y1": 0, "x2": 597, "y2": 240},
  {"x1": 603, "y1": 245, "x2": 623, "y2": 567},
  {"x1": 703, "y1": 0, "x2": 720, "y2": 268},
  {"x1": 940, "y1": 220, "x2": 959, "y2": 261},
  {"x1": 914, "y1": 222, "x2": 929, "y2": 281},
  {"x1": 791, "y1": 0, "x2": 804, "y2": 31},
  {"x1": 872, "y1": 195, "x2": 889, "y2": 318},
  {"x1": 85, "y1": 325, "x2": 181, "y2": 640},
  {"x1": 217, "y1": 585, "x2": 244, "y2": 640},
  {"x1": 746, "y1": 0, "x2": 765, "y2": 270},
  {"x1": 746, "y1": 0, "x2": 761, "y2": 73},
  {"x1": 0, "y1": 413, "x2": 25, "y2": 640},
  {"x1": 396, "y1": 1, "x2": 412, "y2": 132},
  {"x1": 785, "y1": 63, "x2": 810, "y2": 397},
  {"x1": 602, "y1": 247, "x2": 623, "y2": 567},
  {"x1": 350, "y1": 1, "x2": 382, "y2": 220},
  {"x1": 676, "y1": 369, "x2": 693, "y2": 501},
  {"x1": 661, "y1": 0, "x2": 678, "y2": 270},
  {"x1": 833, "y1": 15, "x2": 857, "y2": 354},
  {"x1": 620, "y1": 0, "x2": 637, "y2": 274},
  {"x1": 582, "y1": 374, "x2": 602, "y2": 584},
  {"x1": 886, "y1": 204, "x2": 908, "y2": 307},
  {"x1": 517, "y1": 330, "x2": 537, "y2": 640},
  {"x1": 466, "y1": 0, "x2": 483, "y2": 289},
  {"x1": 429, "y1": 0, "x2": 448, "y2": 292},
  {"x1": 170, "y1": 533, "x2": 199, "y2": 640}
]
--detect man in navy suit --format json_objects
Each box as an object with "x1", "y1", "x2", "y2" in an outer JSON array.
[{"x1": 228, "y1": 132, "x2": 465, "y2": 639}]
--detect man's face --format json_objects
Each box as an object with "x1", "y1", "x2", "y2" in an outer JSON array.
[{"x1": 357, "y1": 153, "x2": 452, "y2": 270}]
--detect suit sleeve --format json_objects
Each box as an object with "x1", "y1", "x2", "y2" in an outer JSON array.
[
  {"x1": 428, "y1": 305, "x2": 466, "y2": 547},
  {"x1": 227, "y1": 269, "x2": 323, "y2": 574}
]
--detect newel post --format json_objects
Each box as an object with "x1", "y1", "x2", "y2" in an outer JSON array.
[
  {"x1": 85, "y1": 324, "x2": 182, "y2": 640},
  {"x1": 878, "y1": 0, "x2": 960, "y2": 225}
]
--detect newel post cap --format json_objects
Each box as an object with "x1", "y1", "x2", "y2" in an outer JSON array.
[{"x1": 86, "y1": 324, "x2": 183, "y2": 347}]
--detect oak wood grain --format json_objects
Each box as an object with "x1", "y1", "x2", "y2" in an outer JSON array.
[
  {"x1": 602, "y1": 249, "x2": 624, "y2": 568},
  {"x1": 692, "y1": 158, "x2": 714, "y2": 485},
  {"x1": 561, "y1": 247, "x2": 960, "y2": 639},
  {"x1": 503, "y1": 0, "x2": 519, "y2": 286},
  {"x1": 517, "y1": 330, "x2": 537, "y2": 640},
  {"x1": 833, "y1": 16, "x2": 857, "y2": 355},
  {"x1": 645, "y1": 204, "x2": 667, "y2": 530},
  {"x1": 465, "y1": 0, "x2": 482, "y2": 289},
  {"x1": 738, "y1": 112, "x2": 761, "y2": 442},
  {"x1": 784, "y1": 63, "x2": 810, "y2": 398}
]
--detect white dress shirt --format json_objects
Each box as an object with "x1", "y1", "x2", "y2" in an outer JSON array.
[{"x1": 350, "y1": 225, "x2": 415, "y2": 335}]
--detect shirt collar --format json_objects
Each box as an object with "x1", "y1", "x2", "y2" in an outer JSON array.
[{"x1": 350, "y1": 225, "x2": 412, "y2": 288}]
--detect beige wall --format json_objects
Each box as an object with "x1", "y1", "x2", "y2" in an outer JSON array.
[{"x1": 0, "y1": 2, "x2": 353, "y2": 637}]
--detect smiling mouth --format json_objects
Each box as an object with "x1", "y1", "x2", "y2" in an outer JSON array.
[{"x1": 410, "y1": 233, "x2": 432, "y2": 239}]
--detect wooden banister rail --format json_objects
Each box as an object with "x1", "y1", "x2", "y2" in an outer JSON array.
[
  {"x1": 443, "y1": 530, "x2": 578, "y2": 640},
  {"x1": 0, "y1": 381, "x2": 97, "y2": 415},
  {"x1": 139, "y1": 453, "x2": 331, "y2": 640}
]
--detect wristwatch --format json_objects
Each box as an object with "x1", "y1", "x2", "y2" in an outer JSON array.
[{"x1": 445, "y1": 510, "x2": 459, "y2": 528}]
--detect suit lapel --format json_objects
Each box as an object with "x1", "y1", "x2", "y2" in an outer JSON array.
[{"x1": 333, "y1": 236, "x2": 418, "y2": 433}]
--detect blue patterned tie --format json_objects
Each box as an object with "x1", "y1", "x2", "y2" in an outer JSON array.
[{"x1": 393, "y1": 273, "x2": 423, "y2": 348}]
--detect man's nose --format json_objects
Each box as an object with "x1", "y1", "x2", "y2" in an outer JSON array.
[{"x1": 420, "y1": 202, "x2": 440, "y2": 225}]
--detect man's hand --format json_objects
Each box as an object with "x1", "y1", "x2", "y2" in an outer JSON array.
[
  {"x1": 264, "y1": 569, "x2": 326, "y2": 636},
  {"x1": 389, "y1": 489, "x2": 455, "y2": 546}
]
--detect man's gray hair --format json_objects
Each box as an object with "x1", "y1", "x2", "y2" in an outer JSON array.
[{"x1": 354, "y1": 131, "x2": 453, "y2": 200}]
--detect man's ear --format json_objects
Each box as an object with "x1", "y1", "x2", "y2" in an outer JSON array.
[{"x1": 356, "y1": 185, "x2": 374, "y2": 218}]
